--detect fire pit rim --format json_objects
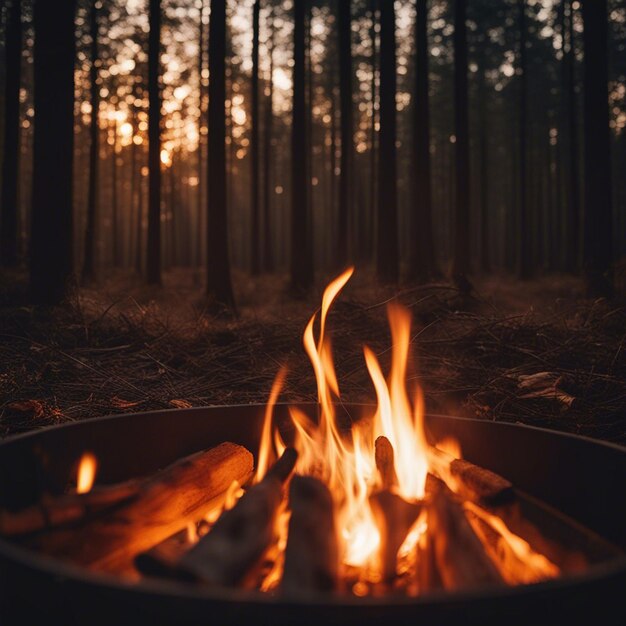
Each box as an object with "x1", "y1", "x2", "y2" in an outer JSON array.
[
  {"x1": 0, "y1": 403, "x2": 625, "y2": 611},
  {"x1": 0, "y1": 519, "x2": 624, "y2": 609},
  {"x1": 1, "y1": 401, "x2": 625, "y2": 456}
]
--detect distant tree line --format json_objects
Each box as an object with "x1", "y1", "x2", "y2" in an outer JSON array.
[{"x1": 0, "y1": 0, "x2": 623, "y2": 306}]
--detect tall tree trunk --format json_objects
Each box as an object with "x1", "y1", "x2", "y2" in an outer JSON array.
[
  {"x1": 451, "y1": 0, "x2": 471, "y2": 293},
  {"x1": 250, "y1": 0, "x2": 261, "y2": 275},
  {"x1": 31, "y1": 0, "x2": 76, "y2": 304},
  {"x1": 196, "y1": 0, "x2": 205, "y2": 270},
  {"x1": 410, "y1": 0, "x2": 436, "y2": 281},
  {"x1": 518, "y1": 0, "x2": 531, "y2": 279},
  {"x1": 478, "y1": 44, "x2": 490, "y2": 273},
  {"x1": 82, "y1": 0, "x2": 99, "y2": 283},
  {"x1": 111, "y1": 118, "x2": 120, "y2": 266},
  {"x1": 376, "y1": 0, "x2": 398, "y2": 283},
  {"x1": 367, "y1": 0, "x2": 377, "y2": 263},
  {"x1": 565, "y1": 0, "x2": 580, "y2": 273},
  {"x1": 337, "y1": 0, "x2": 352, "y2": 267},
  {"x1": 207, "y1": 0, "x2": 235, "y2": 305},
  {"x1": 262, "y1": 6, "x2": 275, "y2": 273},
  {"x1": 582, "y1": 0, "x2": 613, "y2": 297},
  {"x1": 291, "y1": 0, "x2": 313, "y2": 291},
  {"x1": 147, "y1": 0, "x2": 162, "y2": 285},
  {"x1": 1, "y1": 0, "x2": 22, "y2": 267}
]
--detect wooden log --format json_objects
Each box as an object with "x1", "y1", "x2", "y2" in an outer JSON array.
[
  {"x1": 369, "y1": 490, "x2": 422, "y2": 582},
  {"x1": 29, "y1": 442, "x2": 254, "y2": 574},
  {"x1": 281, "y1": 475, "x2": 339, "y2": 595},
  {"x1": 375, "y1": 436, "x2": 398, "y2": 489},
  {"x1": 0, "y1": 479, "x2": 143, "y2": 537},
  {"x1": 176, "y1": 448, "x2": 297, "y2": 587},
  {"x1": 426, "y1": 475, "x2": 504, "y2": 591},
  {"x1": 427, "y1": 447, "x2": 514, "y2": 505}
]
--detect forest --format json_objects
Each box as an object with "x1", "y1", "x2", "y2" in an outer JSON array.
[{"x1": 0, "y1": 0, "x2": 625, "y2": 445}]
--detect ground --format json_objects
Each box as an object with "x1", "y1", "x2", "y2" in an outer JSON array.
[{"x1": 1, "y1": 268, "x2": 625, "y2": 445}]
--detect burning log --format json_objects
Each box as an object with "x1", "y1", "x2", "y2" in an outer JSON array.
[
  {"x1": 426, "y1": 475, "x2": 504, "y2": 591},
  {"x1": 375, "y1": 436, "x2": 398, "y2": 489},
  {"x1": 281, "y1": 475, "x2": 340, "y2": 595},
  {"x1": 175, "y1": 448, "x2": 298, "y2": 587},
  {"x1": 29, "y1": 442, "x2": 254, "y2": 574},
  {"x1": 370, "y1": 490, "x2": 422, "y2": 582},
  {"x1": 427, "y1": 447, "x2": 513, "y2": 506},
  {"x1": 0, "y1": 479, "x2": 142, "y2": 536}
]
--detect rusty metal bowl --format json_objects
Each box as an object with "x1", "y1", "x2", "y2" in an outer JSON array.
[{"x1": 0, "y1": 404, "x2": 624, "y2": 625}]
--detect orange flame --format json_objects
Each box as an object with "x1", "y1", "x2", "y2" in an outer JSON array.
[{"x1": 76, "y1": 452, "x2": 97, "y2": 494}]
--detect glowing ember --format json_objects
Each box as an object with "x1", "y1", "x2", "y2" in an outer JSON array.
[{"x1": 76, "y1": 452, "x2": 97, "y2": 494}]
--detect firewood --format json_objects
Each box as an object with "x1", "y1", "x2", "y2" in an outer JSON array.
[
  {"x1": 0, "y1": 479, "x2": 142, "y2": 536},
  {"x1": 29, "y1": 442, "x2": 254, "y2": 574},
  {"x1": 427, "y1": 447, "x2": 514, "y2": 505},
  {"x1": 369, "y1": 490, "x2": 422, "y2": 582},
  {"x1": 281, "y1": 475, "x2": 340, "y2": 596},
  {"x1": 375, "y1": 436, "x2": 398, "y2": 490},
  {"x1": 176, "y1": 448, "x2": 297, "y2": 587},
  {"x1": 426, "y1": 475, "x2": 504, "y2": 591}
]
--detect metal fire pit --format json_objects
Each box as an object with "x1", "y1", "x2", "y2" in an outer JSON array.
[{"x1": 0, "y1": 404, "x2": 624, "y2": 626}]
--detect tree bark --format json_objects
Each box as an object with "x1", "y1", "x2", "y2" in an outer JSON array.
[
  {"x1": 82, "y1": 1, "x2": 99, "y2": 284},
  {"x1": 337, "y1": 0, "x2": 352, "y2": 267},
  {"x1": 30, "y1": 0, "x2": 76, "y2": 305},
  {"x1": 518, "y1": 0, "x2": 531, "y2": 279},
  {"x1": 564, "y1": 0, "x2": 580, "y2": 273},
  {"x1": 291, "y1": 0, "x2": 313, "y2": 291},
  {"x1": 1, "y1": 0, "x2": 22, "y2": 267},
  {"x1": 250, "y1": 0, "x2": 261, "y2": 275},
  {"x1": 207, "y1": 0, "x2": 236, "y2": 306},
  {"x1": 410, "y1": 0, "x2": 436, "y2": 281},
  {"x1": 376, "y1": 0, "x2": 398, "y2": 283},
  {"x1": 582, "y1": 0, "x2": 613, "y2": 297},
  {"x1": 262, "y1": 6, "x2": 275, "y2": 273},
  {"x1": 147, "y1": 0, "x2": 162, "y2": 285},
  {"x1": 451, "y1": 0, "x2": 471, "y2": 293}
]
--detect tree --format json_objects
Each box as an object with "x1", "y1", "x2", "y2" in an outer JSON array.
[
  {"x1": 30, "y1": 0, "x2": 76, "y2": 304},
  {"x1": 451, "y1": 0, "x2": 471, "y2": 293},
  {"x1": 563, "y1": 0, "x2": 580, "y2": 273},
  {"x1": 518, "y1": 0, "x2": 531, "y2": 279},
  {"x1": 1, "y1": 0, "x2": 22, "y2": 267},
  {"x1": 82, "y1": 0, "x2": 100, "y2": 284},
  {"x1": 291, "y1": 0, "x2": 313, "y2": 291},
  {"x1": 376, "y1": 0, "x2": 398, "y2": 283},
  {"x1": 206, "y1": 0, "x2": 235, "y2": 306},
  {"x1": 581, "y1": 0, "x2": 613, "y2": 297},
  {"x1": 147, "y1": 0, "x2": 162, "y2": 285},
  {"x1": 250, "y1": 0, "x2": 261, "y2": 275},
  {"x1": 262, "y1": 5, "x2": 275, "y2": 273},
  {"x1": 410, "y1": 0, "x2": 436, "y2": 281},
  {"x1": 337, "y1": 0, "x2": 352, "y2": 267}
]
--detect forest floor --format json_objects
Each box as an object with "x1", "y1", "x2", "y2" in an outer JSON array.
[{"x1": 1, "y1": 267, "x2": 625, "y2": 445}]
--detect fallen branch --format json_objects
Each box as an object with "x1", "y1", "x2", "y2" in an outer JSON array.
[
  {"x1": 426, "y1": 475, "x2": 504, "y2": 591},
  {"x1": 427, "y1": 447, "x2": 514, "y2": 505},
  {"x1": 29, "y1": 442, "x2": 254, "y2": 574},
  {"x1": 0, "y1": 479, "x2": 142, "y2": 536},
  {"x1": 281, "y1": 475, "x2": 340, "y2": 595},
  {"x1": 375, "y1": 436, "x2": 398, "y2": 490},
  {"x1": 370, "y1": 490, "x2": 422, "y2": 582},
  {"x1": 176, "y1": 448, "x2": 297, "y2": 587}
]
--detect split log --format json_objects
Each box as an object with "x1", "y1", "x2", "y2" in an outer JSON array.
[
  {"x1": 427, "y1": 447, "x2": 514, "y2": 505},
  {"x1": 426, "y1": 475, "x2": 504, "y2": 591},
  {"x1": 375, "y1": 436, "x2": 398, "y2": 489},
  {"x1": 0, "y1": 479, "x2": 142, "y2": 536},
  {"x1": 369, "y1": 490, "x2": 422, "y2": 582},
  {"x1": 176, "y1": 448, "x2": 297, "y2": 587},
  {"x1": 29, "y1": 442, "x2": 254, "y2": 574},
  {"x1": 281, "y1": 475, "x2": 339, "y2": 595}
]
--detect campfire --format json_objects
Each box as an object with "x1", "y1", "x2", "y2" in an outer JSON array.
[{"x1": 0, "y1": 269, "x2": 616, "y2": 598}]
